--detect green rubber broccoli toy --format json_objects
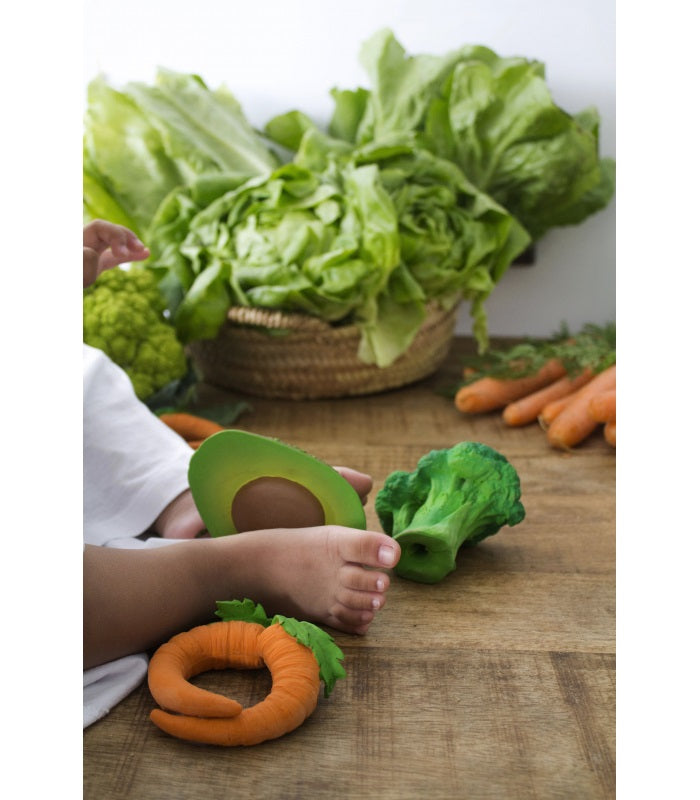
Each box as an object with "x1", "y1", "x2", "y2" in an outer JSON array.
[{"x1": 375, "y1": 441, "x2": 525, "y2": 583}]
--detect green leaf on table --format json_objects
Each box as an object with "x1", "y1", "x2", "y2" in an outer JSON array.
[{"x1": 214, "y1": 599, "x2": 347, "y2": 696}]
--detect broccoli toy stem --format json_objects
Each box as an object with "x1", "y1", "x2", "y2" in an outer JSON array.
[{"x1": 375, "y1": 442, "x2": 525, "y2": 583}]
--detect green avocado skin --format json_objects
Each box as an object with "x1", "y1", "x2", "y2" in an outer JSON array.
[{"x1": 188, "y1": 429, "x2": 367, "y2": 537}]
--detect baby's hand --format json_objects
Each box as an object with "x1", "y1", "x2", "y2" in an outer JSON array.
[
  {"x1": 155, "y1": 490, "x2": 207, "y2": 540},
  {"x1": 333, "y1": 467, "x2": 372, "y2": 506},
  {"x1": 83, "y1": 219, "x2": 150, "y2": 287}
]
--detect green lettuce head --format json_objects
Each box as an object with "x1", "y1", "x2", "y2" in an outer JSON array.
[
  {"x1": 329, "y1": 29, "x2": 615, "y2": 241},
  {"x1": 266, "y1": 119, "x2": 530, "y2": 354},
  {"x1": 149, "y1": 161, "x2": 412, "y2": 365}
]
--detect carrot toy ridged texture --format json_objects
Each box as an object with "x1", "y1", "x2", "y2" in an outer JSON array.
[
  {"x1": 148, "y1": 621, "x2": 265, "y2": 718},
  {"x1": 148, "y1": 621, "x2": 322, "y2": 746}
]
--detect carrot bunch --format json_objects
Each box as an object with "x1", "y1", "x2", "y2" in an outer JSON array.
[
  {"x1": 148, "y1": 599, "x2": 346, "y2": 746},
  {"x1": 454, "y1": 323, "x2": 616, "y2": 450}
]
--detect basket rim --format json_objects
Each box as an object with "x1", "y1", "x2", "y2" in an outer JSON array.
[{"x1": 224, "y1": 299, "x2": 458, "y2": 334}]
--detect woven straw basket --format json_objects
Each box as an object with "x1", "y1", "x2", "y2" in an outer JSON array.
[{"x1": 187, "y1": 302, "x2": 458, "y2": 400}]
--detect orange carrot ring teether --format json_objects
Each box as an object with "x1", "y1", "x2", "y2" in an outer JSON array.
[{"x1": 148, "y1": 620, "x2": 322, "y2": 746}]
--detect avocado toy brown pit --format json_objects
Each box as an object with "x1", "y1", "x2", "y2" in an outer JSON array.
[
  {"x1": 188, "y1": 429, "x2": 367, "y2": 537},
  {"x1": 230, "y1": 476, "x2": 325, "y2": 531}
]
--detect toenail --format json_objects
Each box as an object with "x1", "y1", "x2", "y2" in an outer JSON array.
[
  {"x1": 376, "y1": 578, "x2": 385, "y2": 591},
  {"x1": 379, "y1": 545, "x2": 395, "y2": 566},
  {"x1": 372, "y1": 598, "x2": 380, "y2": 609}
]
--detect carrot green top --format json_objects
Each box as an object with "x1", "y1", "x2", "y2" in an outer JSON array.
[
  {"x1": 459, "y1": 322, "x2": 616, "y2": 383},
  {"x1": 215, "y1": 598, "x2": 346, "y2": 697}
]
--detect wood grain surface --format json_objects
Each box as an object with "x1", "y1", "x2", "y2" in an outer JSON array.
[{"x1": 83, "y1": 337, "x2": 615, "y2": 800}]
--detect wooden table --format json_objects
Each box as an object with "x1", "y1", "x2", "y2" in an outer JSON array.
[{"x1": 83, "y1": 337, "x2": 615, "y2": 799}]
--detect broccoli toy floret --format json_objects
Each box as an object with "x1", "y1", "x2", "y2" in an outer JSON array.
[
  {"x1": 375, "y1": 441, "x2": 525, "y2": 583},
  {"x1": 83, "y1": 267, "x2": 188, "y2": 401}
]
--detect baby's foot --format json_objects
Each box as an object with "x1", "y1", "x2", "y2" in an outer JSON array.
[{"x1": 224, "y1": 526, "x2": 401, "y2": 635}]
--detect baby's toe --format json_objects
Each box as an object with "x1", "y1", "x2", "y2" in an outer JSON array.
[
  {"x1": 339, "y1": 564, "x2": 391, "y2": 594},
  {"x1": 336, "y1": 584, "x2": 387, "y2": 613},
  {"x1": 329, "y1": 603, "x2": 375, "y2": 634},
  {"x1": 333, "y1": 528, "x2": 401, "y2": 570}
]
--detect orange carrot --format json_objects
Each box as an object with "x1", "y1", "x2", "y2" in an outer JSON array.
[
  {"x1": 546, "y1": 365, "x2": 616, "y2": 449},
  {"x1": 604, "y1": 420, "x2": 616, "y2": 447},
  {"x1": 455, "y1": 359, "x2": 567, "y2": 414},
  {"x1": 539, "y1": 394, "x2": 575, "y2": 427},
  {"x1": 502, "y1": 368, "x2": 594, "y2": 427},
  {"x1": 588, "y1": 389, "x2": 616, "y2": 423},
  {"x1": 148, "y1": 621, "x2": 321, "y2": 746},
  {"x1": 159, "y1": 412, "x2": 225, "y2": 442}
]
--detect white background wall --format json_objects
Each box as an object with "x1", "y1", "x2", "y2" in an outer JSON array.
[{"x1": 83, "y1": 0, "x2": 616, "y2": 339}]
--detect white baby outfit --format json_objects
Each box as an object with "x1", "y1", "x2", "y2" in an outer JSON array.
[{"x1": 83, "y1": 344, "x2": 194, "y2": 727}]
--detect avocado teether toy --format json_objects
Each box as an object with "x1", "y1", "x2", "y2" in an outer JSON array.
[{"x1": 188, "y1": 429, "x2": 367, "y2": 536}]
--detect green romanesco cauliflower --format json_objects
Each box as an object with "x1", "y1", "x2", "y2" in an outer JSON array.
[{"x1": 83, "y1": 267, "x2": 188, "y2": 400}]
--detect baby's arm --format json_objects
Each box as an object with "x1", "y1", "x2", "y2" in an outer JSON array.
[{"x1": 83, "y1": 219, "x2": 150, "y2": 287}]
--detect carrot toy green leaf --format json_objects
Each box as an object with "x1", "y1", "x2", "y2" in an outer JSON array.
[
  {"x1": 148, "y1": 599, "x2": 347, "y2": 746},
  {"x1": 215, "y1": 597, "x2": 270, "y2": 627},
  {"x1": 215, "y1": 599, "x2": 347, "y2": 697}
]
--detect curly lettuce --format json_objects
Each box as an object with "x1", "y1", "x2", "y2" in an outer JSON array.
[
  {"x1": 263, "y1": 118, "x2": 529, "y2": 356},
  {"x1": 148, "y1": 161, "x2": 410, "y2": 365},
  {"x1": 83, "y1": 69, "x2": 279, "y2": 238},
  {"x1": 327, "y1": 29, "x2": 615, "y2": 241},
  {"x1": 148, "y1": 132, "x2": 528, "y2": 365}
]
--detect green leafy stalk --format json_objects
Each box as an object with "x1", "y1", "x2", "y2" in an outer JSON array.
[
  {"x1": 458, "y1": 322, "x2": 616, "y2": 387},
  {"x1": 215, "y1": 599, "x2": 346, "y2": 697}
]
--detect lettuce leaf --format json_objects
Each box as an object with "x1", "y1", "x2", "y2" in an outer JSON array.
[
  {"x1": 149, "y1": 161, "x2": 404, "y2": 362},
  {"x1": 149, "y1": 132, "x2": 528, "y2": 361},
  {"x1": 83, "y1": 70, "x2": 279, "y2": 239},
  {"x1": 331, "y1": 29, "x2": 614, "y2": 241},
  {"x1": 263, "y1": 121, "x2": 530, "y2": 356},
  {"x1": 84, "y1": 76, "x2": 186, "y2": 237}
]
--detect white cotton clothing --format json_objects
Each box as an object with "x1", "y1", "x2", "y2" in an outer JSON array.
[
  {"x1": 84, "y1": 653, "x2": 149, "y2": 728},
  {"x1": 83, "y1": 344, "x2": 193, "y2": 545},
  {"x1": 83, "y1": 344, "x2": 194, "y2": 727}
]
